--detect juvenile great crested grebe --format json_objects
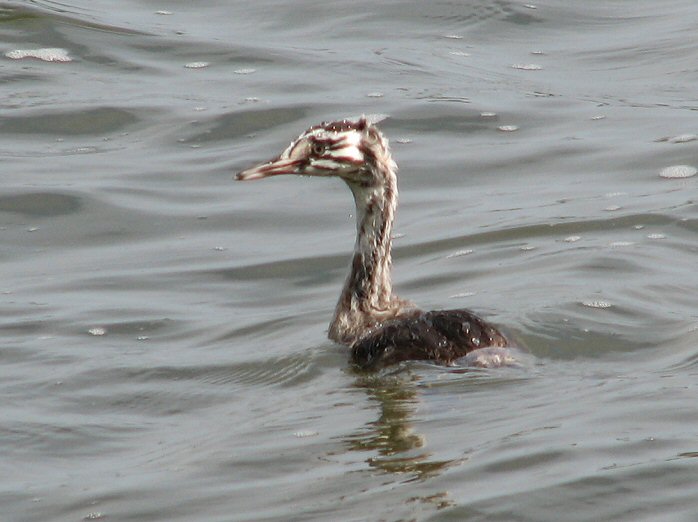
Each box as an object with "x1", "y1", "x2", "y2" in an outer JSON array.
[{"x1": 236, "y1": 117, "x2": 509, "y2": 370}]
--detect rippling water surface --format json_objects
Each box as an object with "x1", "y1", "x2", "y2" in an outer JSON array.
[{"x1": 2, "y1": 1, "x2": 698, "y2": 520}]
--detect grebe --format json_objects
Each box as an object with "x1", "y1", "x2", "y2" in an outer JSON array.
[{"x1": 236, "y1": 117, "x2": 509, "y2": 369}]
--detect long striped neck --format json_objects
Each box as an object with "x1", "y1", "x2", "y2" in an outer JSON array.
[{"x1": 329, "y1": 160, "x2": 403, "y2": 345}]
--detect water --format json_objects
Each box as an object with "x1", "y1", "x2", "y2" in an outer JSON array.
[{"x1": 2, "y1": 1, "x2": 697, "y2": 520}]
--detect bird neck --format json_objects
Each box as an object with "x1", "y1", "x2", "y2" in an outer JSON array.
[
  {"x1": 348, "y1": 179, "x2": 397, "y2": 305},
  {"x1": 329, "y1": 166, "x2": 402, "y2": 345}
]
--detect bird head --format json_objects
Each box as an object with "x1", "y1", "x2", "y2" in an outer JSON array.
[{"x1": 236, "y1": 116, "x2": 394, "y2": 186}]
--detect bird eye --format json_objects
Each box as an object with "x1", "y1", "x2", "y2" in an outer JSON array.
[{"x1": 311, "y1": 141, "x2": 326, "y2": 156}]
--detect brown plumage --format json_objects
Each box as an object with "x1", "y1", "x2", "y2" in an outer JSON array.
[{"x1": 236, "y1": 117, "x2": 509, "y2": 370}]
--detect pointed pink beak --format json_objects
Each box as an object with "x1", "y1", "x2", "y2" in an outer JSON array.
[{"x1": 235, "y1": 158, "x2": 302, "y2": 181}]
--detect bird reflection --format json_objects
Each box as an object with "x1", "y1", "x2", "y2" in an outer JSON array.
[{"x1": 344, "y1": 372, "x2": 462, "y2": 499}]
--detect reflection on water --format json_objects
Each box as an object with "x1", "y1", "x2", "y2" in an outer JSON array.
[
  {"x1": 346, "y1": 372, "x2": 458, "y2": 510},
  {"x1": 348, "y1": 374, "x2": 457, "y2": 481}
]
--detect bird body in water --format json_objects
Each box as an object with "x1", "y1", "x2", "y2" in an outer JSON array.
[{"x1": 236, "y1": 117, "x2": 510, "y2": 370}]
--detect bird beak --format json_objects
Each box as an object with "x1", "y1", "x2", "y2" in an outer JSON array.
[{"x1": 235, "y1": 157, "x2": 301, "y2": 181}]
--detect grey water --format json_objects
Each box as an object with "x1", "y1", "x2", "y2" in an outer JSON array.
[{"x1": 1, "y1": 1, "x2": 698, "y2": 520}]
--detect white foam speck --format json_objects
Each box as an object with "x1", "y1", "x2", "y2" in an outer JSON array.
[
  {"x1": 524, "y1": 4, "x2": 537, "y2": 8},
  {"x1": 633, "y1": 224, "x2": 645, "y2": 230},
  {"x1": 72, "y1": 146, "x2": 98, "y2": 154},
  {"x1": 450, "y1": 291, "x2": 477, "y2": 299},
  {"x1": 604, "y1": 205, "x2": 621, "y2": 211},
  {"x1": 234, "y1": 68, "x2": 256, "y2": 75},
  {"x1": 366, "y1": 92, "x2": 384, "y2": 98},
  {"x1": 446, "y1": 249, "x2": 474, "y2": 258},
  {"x1": 659, "y1": 165, "x2": 697, "y2": 179},
  {"x1": 443, "y1": 34, "x2": 463, "y2": 39},
  {"x1": 155, "y1": 10, "x2": 173, "y2": 15},
  {"x1": 668, "y1": 134, "x2": 697, "y2": 144},
  {"x1": 498, "y1": 125, "x2": 519, "y2": 132},
  {"x1": 480, "y1": 111, "x2": 497, "y2": 118},
  {"x1": 294, "y1": 430, "x2": 319, "y2": 438},
  {"x1": 591, "y1": 115, "x2": 606, "y2": 121},
  {"x1": 184, "y1": 61, "x2": 209, "y2": 69},
  {"x1": 564, "y1": 235, "x2": 581, "y2": 242},
  {"x1": 395, "y1": 138, "x2": 412, "y2": 144},
  {"x1": 647, "y1": 233, "x2": 666, "y2": 240},
  {"x1": 610, "y1": 241, "x2": 634, "y2": 248},
  {"x1": 511, "y1": 63, "x2": 542, "y2": 70},
  {"x1": 88, "y1": 327, "x2": 106, "y2": 336},
  {"x1": 5, "y1": 48, "x2": 72, "y2": 62},
  {"x1": 449, "y1": 50, "x2": 471, "y2": 57},
  {"x1": 582, "y1": 300, "x2": 612, "y2": 309},
  {"x1": 520, "y1": 245, "x2": 536, "y2": 251}
]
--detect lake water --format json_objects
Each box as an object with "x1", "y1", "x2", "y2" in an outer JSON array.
[{"x1": 2, "y1": 1, "x2": 697, "y2": 520}]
